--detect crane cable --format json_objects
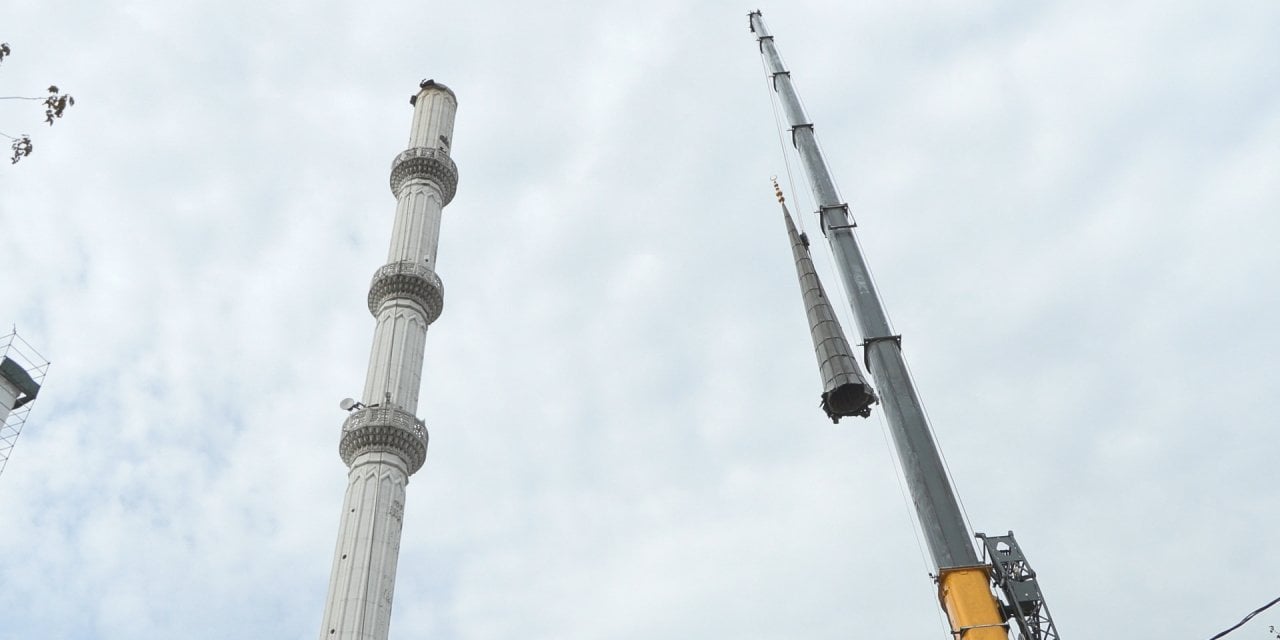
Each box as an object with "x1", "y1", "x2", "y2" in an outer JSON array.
[
  {"x1": 873, "y1": 393, "x2": 954, "y2": 635},
  {"x1": 759, "y1": 47, "x2": 806, "y2": 236}
]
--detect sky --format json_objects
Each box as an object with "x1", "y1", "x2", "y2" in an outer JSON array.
[{"x1": 1, "y1": 1, "x2": 1278, "y2": 638}]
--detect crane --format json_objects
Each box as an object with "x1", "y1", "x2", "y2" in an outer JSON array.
[{"x1": 748, "y1": 11, "x2": 1061, "y2": 640}]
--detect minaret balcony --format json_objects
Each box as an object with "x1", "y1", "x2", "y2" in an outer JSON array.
[
  {"x1": 339, "y1": 404, "x2": 429, "y2": 475},
  {"x1": 367, "y1": 261, "x2": 444, "y2": 323},
  {"x1": 390, "y1": 147, "x2": 458, "y2": 205}
]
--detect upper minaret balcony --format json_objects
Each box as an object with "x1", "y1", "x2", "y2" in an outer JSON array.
[{"x1": 391, "y1": 80, "x2": 459, "y2": 205}]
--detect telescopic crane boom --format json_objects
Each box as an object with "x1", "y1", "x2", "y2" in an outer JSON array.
[{"x1": 748, "y1": 11, "x2": 1060, "y2": 639}]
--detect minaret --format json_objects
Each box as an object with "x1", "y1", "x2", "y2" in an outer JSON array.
[{"x1": 320, "y1": 79, "x2": 458, "y2": 640}]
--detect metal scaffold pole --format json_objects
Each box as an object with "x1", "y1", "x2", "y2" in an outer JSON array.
[{"x1": 0, "y1": 328, "x2": 49, "y2": 479}]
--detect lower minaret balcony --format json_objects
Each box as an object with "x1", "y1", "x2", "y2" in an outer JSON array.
[
  {"x1": 339, "y1": 405, "x2": 429, "y2": 475},
  {"x1": 367, "y1": 261, "x2": 444, "y2": 323},
  {"x1": 390, "y1": 146, "x2": 458, "y2": 205}
]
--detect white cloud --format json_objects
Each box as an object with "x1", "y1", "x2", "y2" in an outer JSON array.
[{"x1": 2, "y1": 1, "x2": 1278, "y2": 638}]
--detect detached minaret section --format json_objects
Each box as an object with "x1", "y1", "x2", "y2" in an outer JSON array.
[
  {"x1": 772, "y1": 182, "x2": 876, "y2": 422},
  {"x1": 320, "y1": 80, "x2": 459, "y2": 640}
]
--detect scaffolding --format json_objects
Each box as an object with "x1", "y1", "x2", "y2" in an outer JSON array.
[{"x1": 0, "y1": 329, "x2": 48, "y2": 478}]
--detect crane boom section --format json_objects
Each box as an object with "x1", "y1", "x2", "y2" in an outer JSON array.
[
  {"x1": 749, "y1": 9, "x2": 975, "y2": 573},
  {"x1": 749, "y1": 12, "x2": 1009, "y2": 639}
]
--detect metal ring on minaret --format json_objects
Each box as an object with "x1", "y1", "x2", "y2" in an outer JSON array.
[
  {"x1": 367, "y1": 261, "x2": 444, "y2": 323},
  {"x1": 339, "y1": 405, "x2": 429, "y2": 475},
  {"x1": 390, "y1": 147, "x2": 458, "y2": 205}
]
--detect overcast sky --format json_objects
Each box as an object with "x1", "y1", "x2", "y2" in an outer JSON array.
[{"x1": 2, "y1": 1, "x2": 1278, "y2": 639}]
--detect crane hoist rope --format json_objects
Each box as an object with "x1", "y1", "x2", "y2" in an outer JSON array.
[{"x1": 759, "y1": 45, "x2": 807, "y2": 237}]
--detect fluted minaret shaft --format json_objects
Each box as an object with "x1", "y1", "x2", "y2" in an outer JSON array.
[{"x1": 321, "y1": 80, "x2": 459, "y2": 640}]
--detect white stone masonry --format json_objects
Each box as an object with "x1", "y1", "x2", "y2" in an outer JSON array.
[
  {"x1": 320, "y1": 80, "x2": 458, "y2": 640},
  {"x1": 320, "y1": 452, "x2": 409, "y2": 640}
]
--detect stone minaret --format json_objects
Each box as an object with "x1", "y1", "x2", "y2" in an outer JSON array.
[{"x1": 320, "y1": 79, "x2": 458, "y2": 640}]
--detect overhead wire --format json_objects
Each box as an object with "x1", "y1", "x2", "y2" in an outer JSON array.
[{"x1": 1207, "y1": 595, "x2": 1280, "y2": 639}]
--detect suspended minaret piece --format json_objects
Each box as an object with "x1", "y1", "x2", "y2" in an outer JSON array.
[
  {"x1": 772, "y1": 180, "x2": 876, "y2": 422},
  {"x1": 319, "y1": 78, "x2": 459, "y2": 640}
]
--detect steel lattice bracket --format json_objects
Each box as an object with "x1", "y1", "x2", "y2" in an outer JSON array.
[{"x1": 976, "y1": 531, "x2": 1062, "y2": 640}]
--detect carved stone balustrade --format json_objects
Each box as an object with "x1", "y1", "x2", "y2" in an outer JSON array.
[
  {"x1": 367, "y1": 261, "x2": 444, "y2": 323},
  {"x1": 339, "y1": 405, "x2": 429, "y2": 474},
  {"x1": 389, "y1": 147, "x2": 458, "y2": 205}
]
